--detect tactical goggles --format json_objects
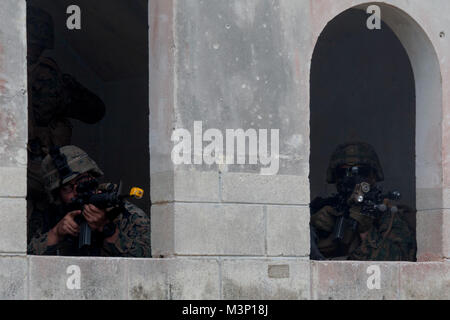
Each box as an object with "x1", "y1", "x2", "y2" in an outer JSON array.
[
  {"x1": 335, "y1": 165, "x2": 373, "y2": 180},
  {"x1": 60, "y1": 173, "x2": 93, "y2": 195}
]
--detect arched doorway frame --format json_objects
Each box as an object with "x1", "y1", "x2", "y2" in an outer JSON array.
[{"x1": 309, "y1": 1, "x2": 444, "y2": 261}]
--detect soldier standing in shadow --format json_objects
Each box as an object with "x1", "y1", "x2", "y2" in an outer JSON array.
[{"x1": 27, "y1": 6, "x2": 106, "y2": 222}]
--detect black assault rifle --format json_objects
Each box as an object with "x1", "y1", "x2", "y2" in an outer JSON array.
[
  {"x1": 63, "y1": 179, "x2": 144, "y2": 250},
  {"x1": 310, "y1": 182, "x2": 401, "y2": 243}
]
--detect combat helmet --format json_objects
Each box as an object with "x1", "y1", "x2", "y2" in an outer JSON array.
[
  {"x1": 27, "y1": 6, "x2": 54, "y2": 50},
  {"x1": 326, "y1": 142, "x2": 384, "y2": 183},
  {"x1": 41, "y1": 145, "x2": 103, "y2": 195}
]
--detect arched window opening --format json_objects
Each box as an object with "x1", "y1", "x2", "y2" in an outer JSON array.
[{"x1": 310, "y1": 8, "x2": 417, "y2": 261}]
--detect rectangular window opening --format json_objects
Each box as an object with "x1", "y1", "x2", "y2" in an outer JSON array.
[{"x1": 26, "y1": 0, "x2": 151, "y2": 258}]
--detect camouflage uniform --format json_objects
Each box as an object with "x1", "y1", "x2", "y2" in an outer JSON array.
[
  {"x1": 310, "y1": 142, "x2": 416, "y2": 261},
  {"x1": 28, "y1": 201, "x2": 151, "y2": 257},
  {"x1": 27, "y1": 146, "x2": 151, "y2": 257},
  {"x1": 27, "y1": 6, "x2": 105, "y2": 214},
  {"x1": 347, "y1": 204, "x2": 416, "y2": 260}
]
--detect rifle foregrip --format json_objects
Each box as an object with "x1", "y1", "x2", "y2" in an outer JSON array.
[
  {"x1": 333, "y1": 216, "x2": 345, "y2": 241},
  {"x1": 78, "y1": 220, "x2": 91, "y2": 249}
]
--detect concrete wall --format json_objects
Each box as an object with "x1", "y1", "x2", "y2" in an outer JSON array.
[
  {"x1": 0, "y1": 0, "x2": 448, "y2": 299},
  {"x1": 0, "y1": 0, "x2": 28, "y2": 255},
  {"x1": 150, "y1": 0, "x2": 445, "y2": 260},
  {"x1": 148, "y1": 0, "x2": 450, "y2": 298},
  {"x1": 150, "y1": 0, "x2": 312, "y2": 258},
  {"x1": 0, "y1": 257, "x2": 448, "y2": 299}
]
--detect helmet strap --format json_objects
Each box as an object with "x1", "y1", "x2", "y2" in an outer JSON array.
[{"x1": 49, "y1": 146, "x2": 75, "y2": 185}]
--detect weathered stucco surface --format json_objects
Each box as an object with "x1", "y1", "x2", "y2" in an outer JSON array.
[
  {"x1": 150, "y1": 0, "x2": 450, "y2": 262},
  {"x1": 144, "y1": 0, "x2": 450, "y2": 298},
  {"x1": 1, "y1": 257, "x2": 449, "y2": 299},
  {"x1": 0, "y1": 0, "x2": 448, "y2": 299},
  {"x1": 0, "y1": 0, "x2": 27, "y2": 255}
]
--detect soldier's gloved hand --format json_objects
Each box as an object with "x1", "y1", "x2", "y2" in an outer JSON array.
[
  {"x1": 49, "y1": 210, "x2": 82, "y2": 245},
  {"x1": 83, "y1": 204, "x2": 108, "y2": 232},
  {"x1": 311, "y1": 206, "x2": 339, "y2": 232},
  {"x1": 349, "y1": 206, "x2": 374, "y2": 233}
]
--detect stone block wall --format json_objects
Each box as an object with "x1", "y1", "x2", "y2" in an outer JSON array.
[
  {"x1": 0, "y1": 257, "x2": 448, "y2": 299},
  {"x1": 0, "y1": 0, "x2": 28, "y2": 256}
]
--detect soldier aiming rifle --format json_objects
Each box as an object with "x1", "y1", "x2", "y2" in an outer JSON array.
[
  {"x1": 28, "y1": 145, "x2": 151, "y2": 257},
  {"x1": 310, "y1": 142, "x2": 416, "y2": 261}
]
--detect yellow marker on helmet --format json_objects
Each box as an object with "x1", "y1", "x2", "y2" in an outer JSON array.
[{"x1": 129, "y1": 187, "x2": 144, "y2": 199}]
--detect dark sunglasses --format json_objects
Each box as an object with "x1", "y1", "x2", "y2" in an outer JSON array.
[
  {"x1": 60, "y1": 174, "x2": 92, "y2": 194},
  {"x1": 335, "y1": 165, "x2": 373, "y2": 179}
]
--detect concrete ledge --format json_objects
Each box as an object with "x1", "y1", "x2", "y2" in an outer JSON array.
[
  {"x1": 127, "y1": 258, "x2": 169, "y2": 299},
  {"x1": 221, "y1": 173, "x2": 309, "y2": 205},
  {"x1": 29, "y1": 256, "x2": 127, "y2": 300},
  {"x1": 221, "y1": 258, "x2": 310, "y2": 299},
  {"x1": 311, "y1": 261, "x2": 400, "y2": 300},
  {"x1": 400, "y1": 262, "x2": 450, "y2": 299},
  {"x1": 0, "y1": 257, "x2": 443, "y2": 299},
  {"x1": 29, "y1": 257, "x2": 221, "y2": 300},
  {"x1": 266, "y1": 206, "x2": 309, "y2": 257},
  {"x1": 0, "y1": 198, "x2": 26, "y2": 253},
  {"x1": 0, "y1": 256, "x2": 27, "y2": 299},
  {"x1": 167, "y1": 258, "x2": 220, "y2": 299},
  {"x1": 128, "y1": 258, "x2": 222, "y2": 300},
  {"x1": 128, "y1": 258, "x2": 221, "y2": 300}
]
